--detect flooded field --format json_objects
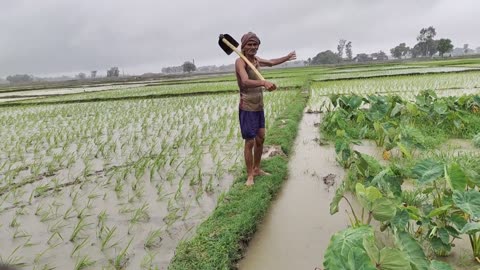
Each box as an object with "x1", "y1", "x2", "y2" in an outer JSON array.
[
  {"x1": 0, "y1": 83, "x2": 147, "y2": 103},
  {"x1": 2, "y1": 60, "x2": 480, "y2": 269}
]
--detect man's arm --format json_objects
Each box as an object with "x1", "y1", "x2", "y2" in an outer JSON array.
[
  {"x1": 258, "y1": 51, "x2": 297, "y2": 67},
  {"x1": 235, "y1": 58, "x2": 276, "y2": 91}
]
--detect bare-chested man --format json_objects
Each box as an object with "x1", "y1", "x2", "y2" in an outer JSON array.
[{"x1": 235, "y1": 32, "x2": 296, "y2": 186}]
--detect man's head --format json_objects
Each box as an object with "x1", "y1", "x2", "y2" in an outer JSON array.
[{"x1": 241, "y1": 32, "x2": 261, "y2": 56}]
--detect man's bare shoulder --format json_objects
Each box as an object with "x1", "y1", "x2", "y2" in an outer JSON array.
[
  {"x1": 235, "y1": 58, "x2": 246, "y2": 64},
  {"x1": 235, "y1": 58, "x2": 246, "y2": 69}
]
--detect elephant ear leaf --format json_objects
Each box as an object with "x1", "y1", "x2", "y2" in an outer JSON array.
[
  {"x1": 395, "y1": 231, "x2": 429, "y2": 270},
  {"x1": 377, "y1": 247, "x2": 412, "y2": 270},
  {"x1": 453, "y1": 190, "x2": 480, "y2": 219},
  {"x1": 324, "y1": 226, "x2": 375, "y2": 270},
  {"x1": 411, "y1": 159, "x2": 444, "y2": 185},
  {"x1": 346, "y1": 246, "x2": 377, "y2": 270},
  {"x1": 429, "y1": 260, "x2": 453, "y2": 270},
  {"x1": 330, "y1": 182, "x2": 345, "y2": 215},
  {"x1": 445, "y1": 162, "x2": 467, "y2": 192},
  {"x1": 460, "y1": 222, "x2": 480, "y2": 235},
  {"x1": 371, "y1": 197, "x2": 396, "y2": 222}
]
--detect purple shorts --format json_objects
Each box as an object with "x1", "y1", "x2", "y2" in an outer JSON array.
[{"x1": 239, "y1": 109, "x2": 265, "y2": 139}]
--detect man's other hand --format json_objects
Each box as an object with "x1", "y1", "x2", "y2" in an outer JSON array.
[{"x1": 263, "y1": 81, "x2": 277, "y2": 91}]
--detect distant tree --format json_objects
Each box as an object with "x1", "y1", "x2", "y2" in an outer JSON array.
[
  {"x1": 76, "y1": 73, "x2": 86, "y2": 80},
  {"x1": 411, "y1": 43, "x2": 423, "y2": 58},
  {"x1": 437, "y1": 39, "x2": 453, "y2": 57},
  {"x1": 416, "y1": 26, "x2": 437, "y2": 57},
  {"x1": 371, "y1": 51, "x2": 388, "y2": 61},
  {"x1": 182, "y1": 61, "x2": 196, "y2": 73},
  {"x1": 91, "y1": 71, "x2": 97, "y2": 78},
  {"x1": 107, "y1": 67, "x2": 119, "y2": 77},
  {"x1": 311, "y1": 50, "x2": 342, "y2": 65},
  {"x1": 6, "y1": 74, "x2": 34, "y2": 84},
  {"x1": 345, "y1": 41, "x2": 353, "y2": 60},
  {"x1": 337, "y1": 39, "x2": 347, "y2": 58},
  {"x1": 354, "y1": 53, "x2": 372, "y2": 62},
  {"x1": 464, "y1": 44, "x2": 469, "y2": 54},
  {"x1": 162, "y1": 66, "x2": 183, "y2": 74},
  {"x1": 390, "y1": 43, "x2": 410, "y2": 59}
]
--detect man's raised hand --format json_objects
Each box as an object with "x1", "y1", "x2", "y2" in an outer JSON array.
[{"x1": 288, "y1": 51, "x2": 297, "y2": 61}]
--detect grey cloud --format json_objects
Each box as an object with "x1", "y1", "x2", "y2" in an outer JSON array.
[{"x1": 1, "y1": 0, "x2": 479, "y2": 77}]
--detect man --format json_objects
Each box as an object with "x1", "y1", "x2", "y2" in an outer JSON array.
[{"x1": 235, "y1": 32, "x2": 296, "y2": 186}]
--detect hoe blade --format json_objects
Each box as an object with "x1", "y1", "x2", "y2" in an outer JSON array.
[{"x1": 218, "y1": 34, "x2": 239, "y2": 55}]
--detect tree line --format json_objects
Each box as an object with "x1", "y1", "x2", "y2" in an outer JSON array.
[
  {"x1": 161, "y1": 61, "x2": 196, "y2": 74},
  {"x1": 308, "y1": 26, "x2": 475, "y2": 65}
]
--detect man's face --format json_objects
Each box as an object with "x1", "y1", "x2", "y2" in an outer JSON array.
[{"x1": 244, "y1": 41, "x2": 259, "y2": 56}]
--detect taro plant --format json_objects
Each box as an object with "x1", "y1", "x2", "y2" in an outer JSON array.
[
  {"x1": 323, "y1": 225, "x2": 453, "y2": 270},
  {"x1": 334, "y1": 130, "x2": 360, "y2": 169},
  {"x1": 330, "y1": 183, "x2": 397, "y2": 227},
  {"x1": 407, "y1": 158, "x2": 480, "y2": 259}
]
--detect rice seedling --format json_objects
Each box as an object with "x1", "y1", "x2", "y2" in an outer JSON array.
[
  {"x1": 99, "y1": 225, "x2": 118, "y2": 250},
  {"x1": 140, "y1": 250, "x2": 158, "y2": 270},
  {"x1": 0, "y1": 248, "x2": 27, "y2": 268},
  {"x1": 111, "y1": 237, "x2": 133, "y2": 269},
  {"x1": 34, "y1": 242, "x2": 61, "y2": 264},
  {"x1": 70, "y1": 216, "x2": 91, "y2": 242},
  {"x1": 73, "y1": 255, "x2": 95, "y2": 270},
  {"x1": 144, "y1": 229, "x2": 163, "y2": 249},
  {"x1": 71, "y1": 237, "x2": 90, "y2": 257},
  {"x1": 130, "y1": 202, "x2": 150, "y2": 224}
]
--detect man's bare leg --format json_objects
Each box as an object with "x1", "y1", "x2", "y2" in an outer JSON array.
[
  {"x1": 244, "y1": 139, "x2": 255, "y2": 186},
  {"x1": 253, "y1": 128, "x2": 269, "y2": 176}
]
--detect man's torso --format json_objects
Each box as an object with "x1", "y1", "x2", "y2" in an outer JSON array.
[{"x1": 236, "y1": 57, "x2": 263, "y2": 111}]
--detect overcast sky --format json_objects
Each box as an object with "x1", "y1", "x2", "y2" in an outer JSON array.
[{"x1": 1, "y1": 0, "x2": 479, "y2": 78}]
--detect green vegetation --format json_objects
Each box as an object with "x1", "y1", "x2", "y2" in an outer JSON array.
[
  {"x1": 2, "y1": 56, "x2": 480, "y2": 269},
  {"x1": 322, "y1": 90, "x2": 480, "y2": 269}
]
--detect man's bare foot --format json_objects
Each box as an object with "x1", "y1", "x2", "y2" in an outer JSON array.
[
  {"x1": 245, "y1": 175, "x2": 254, "y2": 186},
  {"x1": 253, "y1": 169, "x2": 271, "y2": 176}
]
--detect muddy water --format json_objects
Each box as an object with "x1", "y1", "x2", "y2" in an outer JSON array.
[{"x1": 239, "y1": 112, "x2": 358, "y2": 270}]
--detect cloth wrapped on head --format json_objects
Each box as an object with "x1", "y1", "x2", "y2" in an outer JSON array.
[{"x1": 241, "y1": 32, "x2": 261, "y2": 50}]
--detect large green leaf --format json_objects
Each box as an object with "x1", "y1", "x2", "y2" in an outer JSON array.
[
  {"x1": 347, "y1": 95, "x2": 363, "y2": 110},
  {"x1": 363, "y1": 237, "x2": 380, "y2": 263},
  {"x1": 372, "y1": 197, "x2": 397, "y2": 222},
  {"x1": 427, "y1": 205, "x2": 452, "y2": 218},
  {"x1": 464, "y1": 167, "x2": 480, "y2": 187},
  {"x1": 452, "y1": 190, "x2": 480, "y2": 219},
  {"x1": 363, "y1": 238, "x2": 412, "y2": 270},
  {"x1": 390, "y1": 103, "x2": 404, "y2": 117},
  {"x1": 356, "y1": 183, "x2": 382, "y2": 210},
  {"x1": 433, "y1": 100, "x2": 448, "y2": 115},
  {"x1": 330, "y1": 182, "x2": 345, "y2": 215},
  {"x1": 430, "y1": 237, "x2": 451, "y2": 256},
  {"x1": 411, "y1": 159, "x2": 444, "y2": 185},
  {"x1": 324, "y1": 226, "x2": 375, "y2": 269},
  {"x1": 346, "y1": 246, "x2": 377, "y2": 270},
  {"x1": 429, "y1": 260, "x2": 453, "y2": 270},
  {"x1": 445, "y1": 162, "x2": 467, "y2": 192},
  {"x1": 460, "y1": 222, "x2": 480, "y2": 234},
  {"x1": 391, "y1": 209, "x2": 409, "y2": 230},
  {"x1": 395, "y1": 231, "x2": 429, "y2": 270},
  {"x1": 378, "y1": 247, "x2": 412, "y2": 270}
]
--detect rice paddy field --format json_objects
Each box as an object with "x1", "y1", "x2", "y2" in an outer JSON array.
[{"x1": 1, "y1": 57, "x2": 480, "y2": 269}]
